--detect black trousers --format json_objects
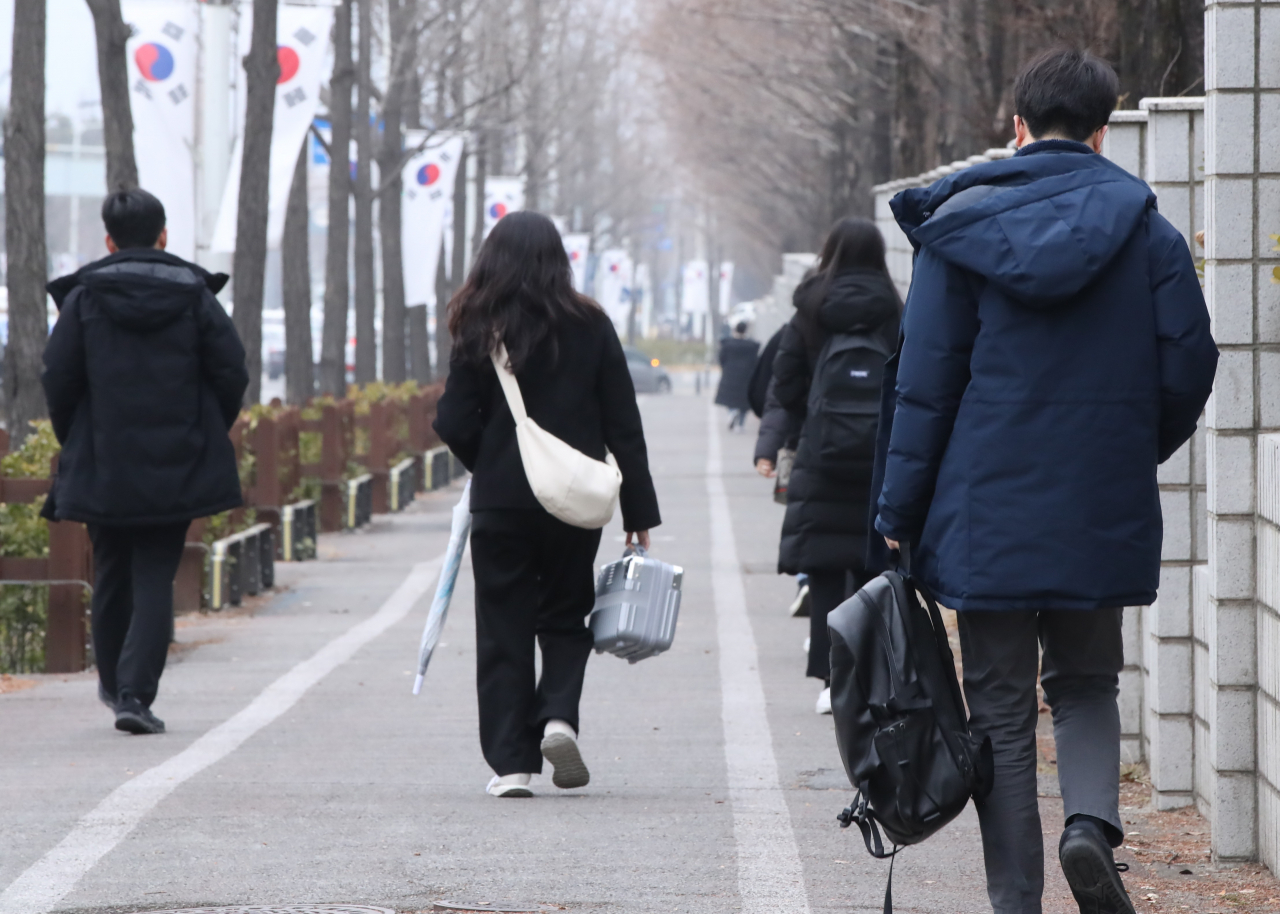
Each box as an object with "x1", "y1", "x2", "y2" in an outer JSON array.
[
  {"x1": 806, "y1": 568, "x2": 867, "y2": 680},
  {"x1": 959, "y1": 609, "x2": 1124, "y2": 914},
  {"x1": 88, "y1": 522, "x2": 190, "y2": 708},
  {"x1": 470, "y1": 509, "x2": 603, "y2": 775}
]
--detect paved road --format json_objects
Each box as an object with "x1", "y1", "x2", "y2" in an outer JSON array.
[{"x1": 0, "y1": 390, "x2": 1082, "y2": 914}]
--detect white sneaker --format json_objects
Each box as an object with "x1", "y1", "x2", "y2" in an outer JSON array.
[
  {"x1": 789, "y1": 584, "x2": 810, "y2": 617},
  {"x1": 486, "y1": 773, "x2": 532, "y2": 797},
  {"x1": 540, "y1": 719, "x2": 590, "y2": 789},
  {"x1": 815, "y1": 687, "x2": 832, "y2": 715}
]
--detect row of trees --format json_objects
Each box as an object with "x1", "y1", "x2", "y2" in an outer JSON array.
[
  {"x1": 648, "y1": 0, "x2": 1205, "y2": 297},
  {"x1": 3, "y1": 0, "x2": 660, "y2": 444}
]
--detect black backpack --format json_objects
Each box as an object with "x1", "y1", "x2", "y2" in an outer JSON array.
[
  {"x1": 804, "y1": 333, "x2": 889, "y2": 476},
  {"x1": 828, "y1": 547, "x2": 993, "y2": 912}
]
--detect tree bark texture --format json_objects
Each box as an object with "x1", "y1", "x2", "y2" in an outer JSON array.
[
  {"x1": 282, "y1": 142, "x2": 315, "y2": 406},
  {"x1": 231, "y1": 0, "x2": 280, "y2": 405},
  {"x1": 352, "y1": 0, "x2": 377, "y2": 385},
  {"x1": 470, "y1": 129, "x2": 487, "y2": 259},
  {"x1": 377, "y1": 0, "x2": 413, "y2": 384},
  {"x1": 319, "y1": 0, "x2": 354, "y2": 397},
  {"x1": 85, "y1": 0, "x2": 138, "y2": 192},
  {"x1": 4, "y1": 0, "x2": 49, "y2": 446},
  {"x1": 407, "y1": 304, "x2": 431, "y2": 384}
]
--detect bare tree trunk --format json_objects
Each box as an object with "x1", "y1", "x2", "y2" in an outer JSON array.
[
  {"x1": 352, "y1": 0, "x2": 377, "y2": 385},
  {"x1": 282, "y1": 143, "x2": 315, "y2": 406},
  {"x1": 3, "y1": 0, "x2": 48, "y2": 446},
  {"x1": 85, "y1": 0, "x2": 138, "y2": 192},
  {"x1": 319, "y1": 0, "x2": 353, "y2": 397},
  {"x1": 407, "y1": 304, "x2": 431, "y2": 383},
  {"x1": 231, "y1": 0, "x2": 280, "y2": 406},
  {"x1": 522, "y1": 0, "x2": 545, "y2": 211},
  {"x1": 471, "y1": 129, "x2": 487, "y2": 257},
  {"x1": 439, "y1": 143, "x2": 467, "y2": 381},
  {"x1": 377, "y1": 0, "x2": 414, "y2": 385}
]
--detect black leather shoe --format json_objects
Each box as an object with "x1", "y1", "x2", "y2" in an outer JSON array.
[
  {"x1": 115, "y1": 699, "x2": 165, "y2": 735},
  {"x1": 1059, "y1": 820, "x2": 1135, "y2": 914}
]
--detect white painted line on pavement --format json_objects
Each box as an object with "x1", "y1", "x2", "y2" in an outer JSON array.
[
  {"x1": 706, "y1": 405, "x2": 812, "y2": 914},
  {"x1": 0, "y1": 554, "x2": 445, "y2": 914}
]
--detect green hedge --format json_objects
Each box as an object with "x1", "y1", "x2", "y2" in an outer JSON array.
[{"x1": 0, "y1": 422, "x2": 59, "y2": 674}]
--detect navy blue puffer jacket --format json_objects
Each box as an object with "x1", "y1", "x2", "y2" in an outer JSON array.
[{"x1": 873, "y1": 140, "x2": 1218, "y2": 611}]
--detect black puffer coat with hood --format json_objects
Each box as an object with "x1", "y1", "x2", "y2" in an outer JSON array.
[
  {"x1": 42, "y1": 249, "x2": 249, "y2": 526},
  {"x1": 774, "y1": 268, "x2": 900, "y2": 574}
]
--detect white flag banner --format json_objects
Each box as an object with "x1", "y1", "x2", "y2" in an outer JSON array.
[
  {"x1": 682, "y1": 260, "x2": 710, "y2": 316},
  {"x1": 597, "y1": 248, "x2": 633, "y2": 334},
  {"x1": 483, "y1": 177, "x2": 525, "y2": 237},
  {"x1": 634, "y1": 262, "x2": 652, "y2": 337},
  {"x1": 443, "y1": 200, "x2": 454, "y2": 280},
  {"x1": 401, "y1": 132, "x2": 465, "y2": 306},
  {"x1": 212, "y1": 4, "x2": 334, "y2": 253},
  {"x1": 563, "y1": 233, "x2": 590, "y2": 292},
  {"x1": 122, "y1": 2, "x2": 198, "y2": 261},
  {"x1": 719, "y1": 261, "x2": 735, "y2": 315}
]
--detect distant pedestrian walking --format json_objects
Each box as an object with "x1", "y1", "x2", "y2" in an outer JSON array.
[
  {"x1": 433, "y1": 211, "x2": 661, "y2": 798},
  {"x1": 873, "y1": 48, "x2": 1218, "y2": 914},
  {"x1": 770, "y1": 218, "x2": 900, "y2": 714},
  {"x1": 715, "y1": 321, "x2": 759, "y2": 430},
  {"x1": 42, "y1": 189, "x2": 249, "y2": 736}
]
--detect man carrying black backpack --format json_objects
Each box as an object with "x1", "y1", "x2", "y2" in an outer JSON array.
[
  {"x1": 874, "y1": 49, "x2": 1217, "y2": 914},
  {"x1": 43, "y1": 189, "x2": 248, "y2": 735}
]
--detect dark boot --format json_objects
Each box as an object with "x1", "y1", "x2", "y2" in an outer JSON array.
[{"x1": 1059, "y1": 818, "x2": 1135, "y2": 914}]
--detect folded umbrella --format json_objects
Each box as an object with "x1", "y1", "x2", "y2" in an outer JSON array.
[{"x1": 413, "y1": 479, "x2": 472, "y2": 695}]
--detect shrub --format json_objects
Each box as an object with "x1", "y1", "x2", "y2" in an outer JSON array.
[{"x1": 0, "y1": 421, "x2": 59, "y2": 674}]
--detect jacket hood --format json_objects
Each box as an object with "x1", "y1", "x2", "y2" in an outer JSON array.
[
  {"x1": 795, "y1": 267, "x2": 900, "y2": 334},
  {"x1": 890, "y1": 141, "x2": 1155, "y2": 308},
  {"x1": 48, "y1": 248, "x2": 229, "y2": 331}
]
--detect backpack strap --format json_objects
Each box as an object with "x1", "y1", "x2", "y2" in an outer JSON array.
[
  {"x1": 838, "y1": 791, "x2": 899, "y2": 914},
  {"x1": 490, "y1": 343, "x2": 529, "y2": 423}
]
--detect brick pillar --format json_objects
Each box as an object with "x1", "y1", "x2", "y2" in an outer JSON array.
[
  {"x1": 1101, "y1": 110, "x2": 1152, "y2": 769},
  {"x1": 1139, "y1": 98, "x2": 1208, "y2": 808},
  {"x1": 1202, "y1": 0, "x2": 1279, "y2": 863}
]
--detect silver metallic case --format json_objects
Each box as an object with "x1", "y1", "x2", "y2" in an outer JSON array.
[{"x1": 589, "y1": 550, "x2": 683, "y2": 663}]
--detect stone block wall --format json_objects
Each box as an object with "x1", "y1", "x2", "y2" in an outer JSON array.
[
  {"x1": 1139, "y1": 99, "x2": 1208, "y2": 811},
  {"x1": 1203, "y1": 0, "x2": 1280, "y2": 866},
  {"x1": 1102, "y1": 111, "x2": 1155, "y2": 768}
]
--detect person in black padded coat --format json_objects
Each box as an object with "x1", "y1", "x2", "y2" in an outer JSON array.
[
  {"x1": 433, "y1": 211, "x2": 661, "y2": 798},
  {"x1": 769, "y1": 217, "x2": 900, "y2": 715},
  {"x1": 42, "y1": 189, "x2": 248, "y2": 736}
]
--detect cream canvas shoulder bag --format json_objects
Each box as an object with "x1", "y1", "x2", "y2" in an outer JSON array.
[{"x1": 490, "y1": 343, "x2": 622, "y2": 529}]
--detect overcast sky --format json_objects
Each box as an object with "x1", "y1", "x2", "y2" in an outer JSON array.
[{"x1": 0, "y1": 0, "x2": 117, "y2": 122}]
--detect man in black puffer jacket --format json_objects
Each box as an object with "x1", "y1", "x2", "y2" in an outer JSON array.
[{"x1": 42, "y1": 189, "x2": 248, "y2": 735}]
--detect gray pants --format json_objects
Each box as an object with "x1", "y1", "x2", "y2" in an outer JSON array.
[{"x1": 958, "y1": 609, "x2": 1124, "y2": 914}]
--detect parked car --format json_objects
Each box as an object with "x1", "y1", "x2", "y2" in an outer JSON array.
[{"x1": 624, "y1": 346, "x2": 672, "y2": 393}]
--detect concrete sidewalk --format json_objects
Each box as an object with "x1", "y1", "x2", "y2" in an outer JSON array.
[{"x1": 2, "y1": 391, "x2": 1090, "y2": 914}]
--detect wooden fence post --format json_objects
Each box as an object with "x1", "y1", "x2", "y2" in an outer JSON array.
[
  {"x1": 319, "y1": 402, "x2": 343, "y2": 532},
  {"x1": 368, "y1": 400, "x2": 390, "y2": 514},
  {"x1": 45, "y1": 520, "x2": 90, "y2": 673}
]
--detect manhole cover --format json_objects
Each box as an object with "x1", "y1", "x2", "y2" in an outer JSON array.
[
  {"x1": 433, "y1": 903, "x2": 551, "y2": 913},
  {"x1": 137, "y1": 909, "x2": 392, "y2": 914}
]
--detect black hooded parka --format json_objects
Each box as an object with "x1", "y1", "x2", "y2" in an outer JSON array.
[
  {"x1": 41, "y1": 248, "x2": 249, "y2": 526},
  {"x1": 774, "y1": 268, "x2": 901, "y2": 574}
]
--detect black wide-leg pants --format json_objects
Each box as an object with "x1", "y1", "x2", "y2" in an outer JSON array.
[
  {"x1": 470, "y1": 509, "x2": 603, "y2": 776},
  {"x1": 88, "y1": 522, "x2": 190, "y2": 708}
]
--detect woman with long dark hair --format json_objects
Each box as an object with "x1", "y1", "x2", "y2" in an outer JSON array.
[
  {"x1": 433, "y1": 212, "x2": 661, "y2": 797},
  {"x1": 765, "y1": 217, "x2": 901, "y2": 714}
]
